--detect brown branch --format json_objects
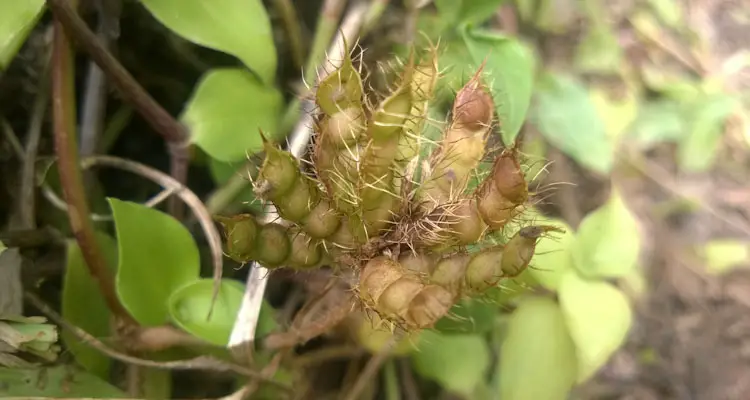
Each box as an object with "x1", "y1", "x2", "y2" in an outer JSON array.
[
  {"x1": 51, "y1": 11, "x2": 135, "y2": 324},
  {"x1": 23, "y1": 292, "x2": 294, "y2": 395},
  {"x1": 45, "y1": 0, "x2": 189, "y2": 216}
]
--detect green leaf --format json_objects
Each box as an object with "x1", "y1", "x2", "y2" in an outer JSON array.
[
  {"x1": 589, "y1": 85, "x2": 639, "y2": 141},
  {"x1": 0, "y1": 240, "x2": 6, "y2": 254},
  {"x1": 412, "y1": 330, "x2": 490, "y2": 396},
  {"x1": 498, "y1": 296, "x2": 577, "y2": 400},
  {"x1": 574, "y1": 0, "x2": 619, "y2": 72},
  {"x1": 436, "y1": 0, "x2": 507, "y2": 25},
  {"x1": 699, "y1": 240, "x2": 750, "y2": 275},
  {"x1": 139, "y1": 0, "x2": 276, "y2": 83},
  {"x1": 677, "y1": 93, "x2": 738, "y2": 173},
  {"x1": 0, "y1": 0, "x2": 45, "y2": 70},
  {"x1": 0, "y1": 365, "x2": 126, "y2": 397},
  {"x1": 461, "y1": 27, "x2": 536, "y2": 145},
  {"x1": 62, "y1": 232, "x2": 118, "y2": 379},
  {"x1": 535, "y1": 0, "x2": 579, "y2": 34},
  {"x1": 559, "y1": 271, "x2": 633, "y2": 383},
  {"x1": 434, "y1": 298, "x2": 497, "y2": 334},
  {"x1": 571, "y1": 189, "x2": 641, "y2": 278},
  {"x1": 182, "y1": 68, "x2": 284, "y2": 162},
  {"x1": 168, "y1": 278, "x2": 243, "y2": 346},
  {"x1": 528, "y1": 216, "x2": 575, "y2": 291},
  {"x1": 532, "y1": 73, "x2": 612, "y2": 174},
  {"x1": 628, "y1": 100, "x2": 687, "y2": 148},
  {"x1": 109, "y1": 198, "x2": 200, "y2": 326}
]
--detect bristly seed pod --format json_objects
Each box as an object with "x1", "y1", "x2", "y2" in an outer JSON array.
[
  {"x1": 358, "y1": 257, "x2": 454, "y2": 329},
  {"x1": 215, "y1": 214, "x2": 259, "y2": 263}
]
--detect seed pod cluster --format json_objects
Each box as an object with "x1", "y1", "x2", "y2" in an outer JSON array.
[{"x1": 217, "y1": 45, "x2": 558, "y2": 332}]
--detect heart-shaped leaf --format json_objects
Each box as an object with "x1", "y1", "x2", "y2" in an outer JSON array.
[
  {"x1": 108, "y1": 198, "x2": 200, "y2": 326},
  {"x1": 434, "y1": 298, "x2": 497, "y2": 334},
  {"x1": 527, "y1": 215, "x2": 575, "y2": 291},
  {"x1": 0, "y1": 0, "x2": 45, "y2": 70},
  {"x1": 498, "y1": 296, "x2": 578, "y2": 400},
  {"x1": 61, "y1": 232, "x2": 118, "y2": 379},
  {"x1": 571, "y1": 189, "x2": 641, "y2": 278},
  {"x1": 559, "y1": 271, "x2": 632, "y2": 383},
  {"x1": 412, "y1": 330, "x2": 490, "y2": 396},
  {"x1": 531, "y1": 73, "x2": 612, "y2": 174},
  {"x1": 461, "y1": 27, "x2": 536, "y2": 145},
  {"x1": 139, "y1": 0, "x2": 276, "y2": 83},
  {"x1": 182, "y1": 68, "x2": 284, "y2": 162},
  {"x1": 168, "y1": 278, "x2": 243, "y2": 346}
]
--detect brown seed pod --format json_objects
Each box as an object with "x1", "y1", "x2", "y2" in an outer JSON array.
[{"x1": 358, "y1": 256, "x2": 454, "y2": 329}]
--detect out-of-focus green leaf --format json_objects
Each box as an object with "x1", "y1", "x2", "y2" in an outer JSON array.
[
  {"x1": 168, "y1": 278, "x2": 243, "y2": 346},
  {"x1": 435, "y1": 298, "x2": 497, "y2": 334},
  {"x1": 699, "y1": 240, "x2": 750, "y2": 275},
  {"x1": 435, "y1": 0, "x2": 507, "y2": 25},
  {"x1": 0, "y1": 366, "x2": 126, "y2": 397},
  {"x1": 528, "y1": 216, "x2": 575, "y2": 291},
  {"x1": 0, "y1": 0, "x2": 45, "y2": 70},
  {"x1": 139, "y1": 0, "x2": 276, "y2": 83},
  {"x1": 559, "y1": 271, "x2": 632, "y2": 383},
  {"x1": 498, "y1": 296, "x2": 577, "y2": 400},
  {"x1": 572, "y1": 189, "x2": 641, "y2": 278},
  {"x1": 62, "y1": 232, "x2": 118, "y2": 379},
  {"x1": 461, "y1": 27, "x2": 536, "y2": 145},
  {"x1": 0, "y1": 240, "x2": 6, "y2": 254},
  {"x1": 628, "y1": 100, "x2": 687, "y2": 148},
  {"x1": 677, "y1": 93, "x2": 738, "y2": 173},
  {"x1": 532, "y1": 73, "x2": 612, "y2": 174},
  {"x1": 589, "y1": 86, "x2": 639, "y2": 141},
  {"x1": 647, "y1": 0, "x2": 684, "y2": 29},
  {"x1": 535, "y1": 0, "x2": 578, "y2": 34},
  {"x1": 109, "y1": 198, "x2": 200, "y2": 326},
  {"x1": 182, "y1": 68, "x2": 283, "y2": 162},
  {"x1": 412, "y1": 330, "x2": 490, "y2": 396}
]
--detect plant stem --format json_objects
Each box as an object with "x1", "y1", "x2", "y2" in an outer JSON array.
[
  {"x1": 384, "y1": 359, "x2": 401, "y2": 400},
  {"x1": 45, "y1": 0, "x2": 189, "y2": 216},
  {"x1": 51, "y1": 7, "x2": 135, "y2": 325},
  {"x1": 272, "y1": 0, "x2": 305, "y2": 71},
  {"x1": 304, "y1": 0, "x2": 348, "y2": 86}
]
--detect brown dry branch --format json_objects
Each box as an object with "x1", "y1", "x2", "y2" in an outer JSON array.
[
  {"x1": 45, "y1": 0, "x2": 190, "y2": 217},
  {"x1": 51, "y1": 7, "x2": 135, "y2": 324}
]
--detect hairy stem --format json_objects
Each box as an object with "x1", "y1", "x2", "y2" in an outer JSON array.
[{"x1": 51, "y1": 9, "x2": 135, "y2": 325}]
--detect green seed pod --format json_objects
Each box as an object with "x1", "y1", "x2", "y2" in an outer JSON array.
[
  {"x1": 501, "y1": 225, "x2": 562, "y2": 277},
  {"x1": 215, "y1": 214, "x2": 259, "y2": 263},
  {"x1": 465, "y1": 248, "x2": 504, "y2": 292},
  {"x1": 431, "y1": 253, "x2": 470, "y2": 294},
  {"x1": 321, "y1": 106, "x2": 365, "y2": 148},
  {"x1": 398, "y1": 47, "x2": 439, "y2": 163},
  {"x1": 287, "y1": 231, "x2": 323, "y2": 269},
  {"x1": 274, "y1": 176, "x2": 320, "y2": 222},
  {"x1": 316, "y1": 54, "x2": 364, "y2": 116},
  {"x1": 256, "y1": 143, "x2": 300, "y2": 199},
  {"x1": 301, "y1": 199, "x2": 341, "y2": 238},
  {"x1": 367, "y1": 88, "x2": 413, "y2": 141},
  {"x1": 254, "y1": 223, "x2": 291, "y2": 267}
]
